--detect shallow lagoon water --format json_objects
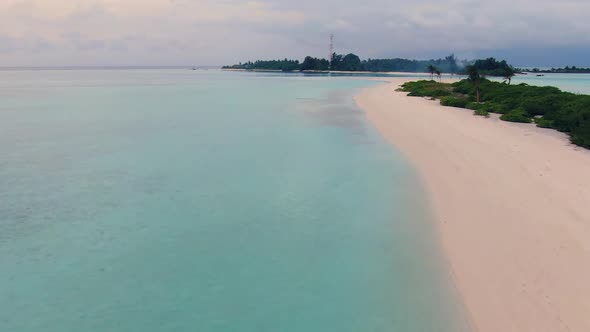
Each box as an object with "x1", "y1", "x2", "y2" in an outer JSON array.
[
  {"x1": 0, "y1": 70, "x2": 469, "y2": 331},
  {"x1": 511, "y1": 73, "x2": 590, "y2": 94}
]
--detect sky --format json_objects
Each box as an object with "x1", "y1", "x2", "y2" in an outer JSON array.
[{"x1": 1, "y1": 0, "x2": 590, "y2": 67}]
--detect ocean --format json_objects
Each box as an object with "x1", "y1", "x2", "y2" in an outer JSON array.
[
  {"x1": 0, "y1": 69, "x2": 470, "y2": 331},
  {"x1": 510, "y1": 72, "x2": 590, "y2": 94}
]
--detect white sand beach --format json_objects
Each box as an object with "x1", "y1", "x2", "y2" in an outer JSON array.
[{"x1": 356, "y1": 78, "x2": 590, "y2": 332}]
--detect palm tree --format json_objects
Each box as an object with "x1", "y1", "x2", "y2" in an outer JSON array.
[
  {"x1": 435, "y1": 70, "x2": 442, "y2": 82},
  {"x1": 427, "y1": 64, "x2": 436, "y2": 80},
  {"x1": 503, "y1": 66, "x2": 515, "y2": 85},
  {"x1": 466, "y1": 65, "x2": 482, "y2": 103}
]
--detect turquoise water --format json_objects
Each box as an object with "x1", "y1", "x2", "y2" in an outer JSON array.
[
  {"x1": 511, "y1": 73, "x2": 590, "y2": 94},
  {"x1": 486, "y1": 72, "x2": 590, "y2": 94},
  {"x1": 0, "y1": 70, "x2": 469, "y2": 331}
]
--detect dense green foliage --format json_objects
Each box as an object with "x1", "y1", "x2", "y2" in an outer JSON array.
[
  {"x1": 331, "y1": 53, "x2": 362, "y2": 71},
  {"x1": 468, "y1": 101, "x2": 491, "y2": 117},
  {"x1": 403, "y1": 80, "x2": 452, "y2": 97},
  {"x1": 527, "y1": 66, "x2": 590, "y2": 74},
  {"x1": 224, "y1": 53, "x2": 467, "y2": 73},
  {"x1": 400, "y1": 79, "x2": 590, "y2": 148},
  {"x1": 440, "y1": 96, "x2": 469, "y2": 108},
  {"x1": 223, "y1": 54, "x2": 519, "y2": 77},
  {"x1": 469, "y1": 57, "x2": 514, "y2": 76},
  {"x1": 222, "y1": 59, "x2": 301, "y2": 71},
  {"x1": 362, "y1": 54, "x2": 461, "y2": 73},
  {"x1": 500, "y1": 109, "x2": 532, "y2": 123},
  {"x1": 301, "y1": 56, "x2": 330, "y2": 71},
  {"x1": 465, "y1": 65, "x2": 483, "y2": 102}
]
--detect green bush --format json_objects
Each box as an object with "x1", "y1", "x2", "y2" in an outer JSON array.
[
  {"x1": 430, "y1": 89, "x2": 452, "y2": 97},
  {"x1": 571, "y1": 121, "x2": 590, "y2": 148},
  {"x1": 466, "y1": 102, "x2": 495, "y2": 111},
  {"x1": 534, "y1": 117, "x2": 555, "y2": 128},
  {"x1": 466, "y1": 102, "x2": 481, "y2": 110},
  {"x1": 440, "y1": 96, "x2": 469, "y2": 108},
  {"x1": 407, "y1": 90, "x2": 428, "y2": 97},
  {"x1": 487, "y1": 103, "x2": 509, "y2": 114},
  {"x1": 451, "y1": 80, "x2": 473, "y2": 94},
  {"x1": 473, "y1": 109, "x2": 490, "y2": 117},
  {"x1": 402, "y1": 80, "x2": 452, "y2": 98},
  {"x1": 500, "y1": 109, "x2": 532, "y2": 123}
]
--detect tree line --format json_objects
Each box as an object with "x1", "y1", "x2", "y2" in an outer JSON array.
[
  {"x1": 527, "y1": 66, "x2": 590, "y2": 74},
  {"x1": 221, "y1": 53, "x2": 364, "y2": 72},
  {"x1": 223, "y1": 54, "x2": 520, "y2": 78}
]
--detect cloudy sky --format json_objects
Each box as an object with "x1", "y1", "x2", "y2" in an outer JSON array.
[{"x1": 1, "y1": 0, "x2": 589, "y2": 67}]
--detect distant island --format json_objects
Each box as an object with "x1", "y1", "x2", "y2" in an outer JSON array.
[
  {"x1": 223, "y1": 54, "x2": 590, "y2": 148},
  {"x1": 525, "y1": 66, "x2": 590, "y2": 74},
  {"x1": 223, "y1": 54, "x2": 516, "y2": 77}
]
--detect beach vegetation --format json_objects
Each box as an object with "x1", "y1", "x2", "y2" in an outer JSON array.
[
  {"x1": 222, "y1": 59, "x2": 301, "y2": 71},
  {"x1": 534, "y1": 117, "x2": 555, "y2": 128},
  {"x1": 466, "y1": 102, "x2": 484, "y2": 110},
  {"x1": 301, "y1": 56, "x2": 330, "y2": 71},
  {"x1": 468, "y1": 57, "x2": 514, "y2": 76},
  {"x1": 427, "y1": 65, "x2": 437, "y2": 79},
  {"x1": 521, "y1": 66, "x2": 590, "y2": 74},
  {"x1": 500, "y1": 109, "x2": 532, "y2": 123},
  {"x1": 362, "y1": 54, "x2": 463, "y2": 73},
  {"x1": 441, "y1": 96, "x2": 469, "y2": 108},
  {"x1": 503, "y1": 66, "x2": 516, "y2": 84},
  {"x1": 224, "y1": 54, "x2": 520, "y2": 78},
  {"x1": 331, "y1": 53, "x2": 363, "y2": 71},
  {"x1": 466, "y1": 65, "x2": 483, "y2": 102},
  {"x1": 430, "y1": 88, "x2": 451, "y2": 97},
  {"x1": 473, "y1": 109, "x2": 490, "y2": 117},
  {"x1": 224, "y1": 53, "x2": 497, "y2": 74},
  {"x1": 571, "y1": 122, "x2": 590, "y2": 147},
  {"x1": 402, "y1": 80, "x2": 453, "y2": 97},
  {"x1": 400, "y1": 79, "x2": 590, "y2": 148}
]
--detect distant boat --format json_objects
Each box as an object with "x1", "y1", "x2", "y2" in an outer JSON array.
[
  {"x1": 536, "y1": 74, "x2": 545, "y2": 77},
  {"x1": 191, "y1": 67, "x2": 197, "y2": 70}
]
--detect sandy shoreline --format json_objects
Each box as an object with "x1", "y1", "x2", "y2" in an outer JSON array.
[{"x1": 355, "y1": 78, "x2": 590, "y2": 332}]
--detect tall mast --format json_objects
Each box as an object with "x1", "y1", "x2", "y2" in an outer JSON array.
[{"x1": 329, "y1": 34, "x2": 334, "y2": 60}]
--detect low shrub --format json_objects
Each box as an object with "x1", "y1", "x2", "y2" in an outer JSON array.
[
  {"x1": 440, "y1": 96, "x2": 469, "y2": 108},
  {"x1": 402, "y1": 80, "x2": 452, "y2": 98},
  {"x1": 451, "y1": 80, "x2": 473, "y2": 94},
  {"x1": 467, "y1": 102, "x2": 487, "y2": 110},
  {"x1": 473, "y1": 109, "x2": 490, "y2": 117},
  {"x1": 571, "y1": 121, "x2": 590, "y2": 148},
  {"x1": 534, "y1": 117, "x2": 555, "y2": 128},
  {"x1": 500, "y1": 109, "x2": 532, "y2": 123},
  {"x1": 430, "y1": 89, "x2": 452, "y2": 97},
  {"x1": 407, "y1": 90, "x2": 427, "y2": 97},
  {"x1": 487, "y1": 103, "x2": 509, "y2": 114}
]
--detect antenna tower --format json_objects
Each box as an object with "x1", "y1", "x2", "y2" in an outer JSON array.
[{"x1": 329, "y1": 34, "x2": 334, "y2": 60}]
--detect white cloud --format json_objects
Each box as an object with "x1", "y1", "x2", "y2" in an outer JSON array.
[{"x1": 1, "y1": 0, "x2": 590, "y2": 66}]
